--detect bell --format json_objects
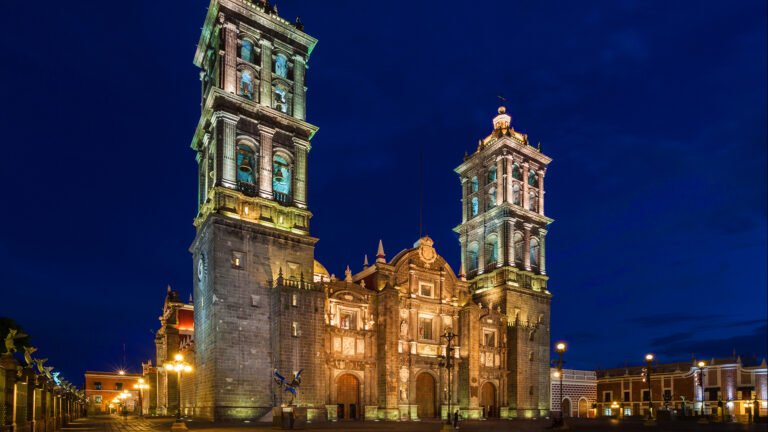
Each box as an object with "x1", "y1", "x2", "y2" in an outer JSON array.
[
  {"x1": 239, "y1": 158, "x2": 252, "y2": 174},
  {"x1": 274, "y1": 168, "x2": 284, "y2": 182}
]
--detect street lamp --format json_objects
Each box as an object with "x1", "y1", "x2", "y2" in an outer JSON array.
[
  {"x1": 437, "y1": 328, "x2": 458, "y2": 430},
  {"x1": 695, "y1": 361, "x2": 708, "y2": 424},
  {"x1": 552, "y1": 342, "x2": 567, "y2": 427},
  {"x1": 134, "y1": 378, "x2": 149, "y2": 417},
  {"x1": 644, "y1": 354, "x2": 655, "y2": 424},
  {"x1": 164, "y1": 353, "x2": 193, "y2": 426}
]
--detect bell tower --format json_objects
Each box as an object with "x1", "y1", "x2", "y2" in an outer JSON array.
[
  {"x1": 189, "y1": 0, "x2": 323, "y2": 421},
  {"x1": 455, "y1": 105, "x2": 553, "y2": 418}
]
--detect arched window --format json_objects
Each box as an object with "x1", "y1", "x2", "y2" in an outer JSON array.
[
  {"x1": 528, "y1": 170, "x2": 537, "y2": 187},
  {"x1": 513, "y1": 232, "x2": 524, "y2": 266},
  {"x1": 470, "y1": 176, "x2": 479, "y2": 193},
  {"x1": 274, "y1": 84, "x2": 289, "y2": 113},
  {"x1": 486, "y1": 235, "x2": 499, "y2": 266},
  {"x1": 488, "y1": 188, "x2": 496, "y2": 209},
  {"x1": 529, "y1": 192, "x2": 537, "y2": 212},
  {"x1": 273, "y1": 154, "x2": 292, "y2": 197},
  {"x1": 488, "y1": 166, "x2": 497, "y2": 182},
  {"x1": 467, "y1": 242, "x2": 479, "y2": 272},
  {"x1": 240, "y1": 40, "x2": 253, "y2": 63},
  {"x1": 512, "y1": 163, "x2": 522, "y2": 180},
  {"x1": 236, "y1": 143, "x2": 257, "y2": 185},
  {"x1": 530, "y1": 238, "x2": 540, "y2": 268},
  {"x1": 240, "y1": 71, "x2": 254, "y2": 100},
  {"x1": 471, "y1": 197, "x2": 479, "y2": 217},
  {"x1": 512, "y1": 183, "x2": 521, "y2": 205},
  {"x1": 275, "y1": 54, "x2": 288, "y2": 78}
]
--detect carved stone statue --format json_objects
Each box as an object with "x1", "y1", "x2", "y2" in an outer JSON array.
[
  {"x1": 35, "y1": 358, "x2": 48, "y2": 375},
  {"x1": 3, "y1": 329, "x2": 18, "y2": 354},
  {"x1": 23, "y1": 346, "x2": 37, "y2": 366},
  {"x1": 400, "y1": 319, "x2": 409, "y2": 337}
]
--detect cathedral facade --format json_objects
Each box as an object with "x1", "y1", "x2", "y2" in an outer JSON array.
[{"x1": 178, "y1": 0, "x2": 554, "y2": 422}]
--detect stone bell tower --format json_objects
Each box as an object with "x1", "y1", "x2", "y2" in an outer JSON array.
[
  {"x1": 455, "y1": 105, "x2": 553, "y2": 418},
  {"x1": 189, "y1": 0, "x2": 323, "y2": 421}
]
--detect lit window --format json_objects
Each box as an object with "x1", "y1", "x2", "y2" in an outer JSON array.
[
  {"x1": 95, "y1": 395, "x2": 102, "y2": 404},
  {"x1": 512, "y1": 164, "x2": 522, "y2": 180},
  {"x1": 275, "y1": 54, "x2": 288, "y2": 78},
  {"x1": 291, "y1": 322, "x2": 299, "y2": 337},
  {"x1": 488, "y1": 166, "x2": 497, "y2": 182},
  {"x1": 483, "y1": 330, "x2": 496, "y2": 347},
  {"x1": 513, "y1": 232, "x2": 524, "y2": 266},
  {"x1": 486, "y1": 235, "x2": 499, "y2": 266},
  {"x1": 231, "y1": 251, "x2": 244, "y2": 269},
  {"x1": 94, "y1": 382, "x2": 102, "y2": 390},
  {"x1": 240, "y1": 70, "x2": 254, "y2": 100},
  {"x1": 273, "y1": 154, "x2": 292, "y2": 197},
  {"x1": 291, "y1": 294, "x2": 297, "y2": 307},
  {"x1": 470, "y1": 176, "x2": 479, "y2": 193},
  {"x1": 512, "y1": 183, "x2": 521, "y2": 205},
  {"x1": 240, "y1": 40, "x2": 253, "y2": 63},
  {"x1": 529, "y1": 238, "x2": 540, "y2": 268},
  {"x1": 273, "y1": 84, "x2": 289, "y2": 113},
  {"x1": 340, "y1": 310, "x2": 356, "y2": 330},
  {"x1": 418, "y1": 317, "x2": 433, "y2": 340},
  {"x1": 471, "y1": 197, "x2": 479, "y2": 217},
  {"x1": 467, "y1": 242, "x2": 479, "y2": 271},
  {"x1": 236, "y1": 143, "x2": 257, "y2": 185}
]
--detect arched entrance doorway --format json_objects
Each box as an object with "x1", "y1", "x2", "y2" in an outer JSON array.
[
  {"x1": 480, "y1": 382, "x2": 497, "y2": 418},
  {"x1": 561, "y1": 398, "x2": 571, "y2": 418},
  {"x1": 415, "y1": 373, "x2": 436, "y2": 418},
  {"x1": 336, "y1": 374, "x2": 360, "y2": 420},
  {"x1": 578, "y1": 398, "x2": 588, "y2": 418}
]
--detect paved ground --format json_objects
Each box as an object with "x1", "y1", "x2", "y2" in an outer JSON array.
[{"x1": 63, "y1": 415, "x2": 768, "y2": 432}]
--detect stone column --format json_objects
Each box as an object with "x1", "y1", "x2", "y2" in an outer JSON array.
[
  {"x1": 222, "y1": 21, "x2": 238, "y2": 94},
  {"x1": 477, "y1": 229, "x2": 485, "y2": 275},
  {"x1": 0, "y1": 354, "x2": 18, "y2": 431},
  {"x1": 537, "y1": 170, "x2": 545, "y2": 215},
  {"x1": 202, "y1": 133, "x2": 211, "y2": 201},
  {"x1": 523, "y1": 224, "x2": 532, "y2": 271},
  {"x1": 292, "y1": 55, "x2": 306, "y2": 120},
  {"x1": 461, "y1": 178, "x2": 468, "y2": 223},
  {"x1": 505, "y1": 157, "x2": 513, "y2": 204},
  {"x1": 505, "y1": 219, "x2": 515, "y2": 267},
  {"x1": 496, "y1": 157, "x2": 504, "y2": 206},
  {"x1": 522, "y1": 163, "x2": 529, "y2": 211},
  {"x1": 258, "y1": 125, "x2": 276, "y2": 199},
  {"x1": 292, "y1": 137, "x2": 309, "y2": 208},
  {"x1": 259, "y1": 39, "x2": 273, "y2": 107},
  {"x1": 538, "y1": 229, "x2": 547, "y2": 275},
  {"x1": 214, "y1": 112, "x2": 239, "y2": 189}
]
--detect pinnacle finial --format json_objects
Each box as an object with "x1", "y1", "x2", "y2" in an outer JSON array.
[
  {"x1": 344, "y1": 266, "x2": 353, "y2": 282},
  {"x1": 376, "y1": 240, "x2": 386, "y2": 263},
  {"x1": 363, "y1": 254, "x2": 369, "y2": 269}
]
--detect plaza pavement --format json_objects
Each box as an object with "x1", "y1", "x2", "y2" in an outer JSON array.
[{"x1": 62, "y1": 415, "x2": 768, "y2": 432}]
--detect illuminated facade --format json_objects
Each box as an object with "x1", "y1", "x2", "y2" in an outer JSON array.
[
  {"x1": 183, "y1": 0, "x2": 554, "y2": 422},
  {"x1": 596, "y1": 357, "x2": 768, "y2": 420}
]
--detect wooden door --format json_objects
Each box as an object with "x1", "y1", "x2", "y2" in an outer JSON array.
[
  {"x1": 415, "y1": 373, "x2": 436, "y2": 418},
  {"x1": 480, "y1": 382, "x2": 497, "y2": 418},
  {"x1": 561, "y1": 398, "x2": 571, "y2": 418},
  {"x1": 336, "y1": 374, "x2": 359, "y2": 420},
  {"x1": 578, "y1": 398, "x2": 588, "y2": 418}
]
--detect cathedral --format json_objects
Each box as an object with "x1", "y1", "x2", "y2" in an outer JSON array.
[{"x1": 151, "y1": 0, "x2": 554, "y2": 423}]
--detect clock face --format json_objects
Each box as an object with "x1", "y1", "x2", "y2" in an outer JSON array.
[{"x1": 197, "y1": 255, "x2": 206, "y2": 282}]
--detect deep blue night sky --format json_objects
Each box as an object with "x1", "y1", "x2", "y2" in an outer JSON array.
[{"x1": 1, "y1": 1, "x2": 765, "y2": 385}]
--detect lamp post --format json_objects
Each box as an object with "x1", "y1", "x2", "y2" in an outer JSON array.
[
  {"x1": 754, "y1": 394, "x2": 760, "y2": 422},
  {"x1": 165, "y1": 353, "x2": 192, "y2": 428},
  {"x1": 134, "y1": 378, "x2": 149, "y2": 417},
  {"x1": 644, "y1": 353, "x2": 655, "y2": 425},
  {"x1": 552, "y1": 342, "x2": 567, "y2": 427},
  {"x1": 696, "y1": 361, "x2": 708, "y2": 424},
  {"x1": 438, "y1": 328, "x2": 457, "y2": 430}
]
